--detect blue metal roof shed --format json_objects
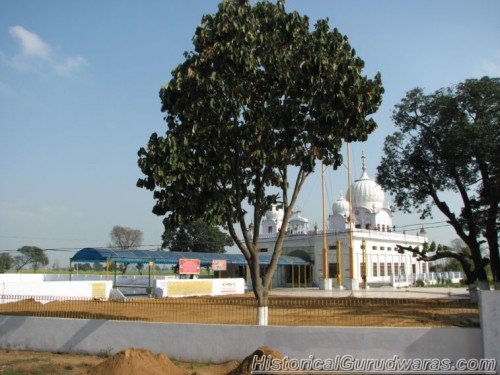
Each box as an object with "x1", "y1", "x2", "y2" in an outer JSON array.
[{"x1": 70, "y1": 248, "x2": 311, "y2": 266}]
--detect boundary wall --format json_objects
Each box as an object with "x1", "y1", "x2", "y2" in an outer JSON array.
[
  {"x1": 0, "y1": 281, "x2": 112, "y2": 301},
  {"x1": 0, "y1": 316, "x2": 483, "y2": 363},
  {"x1": 479, "y1": 291, "x2": 500, "y2": 368},
  {"x1": 0, "y1": 274, "x2": 113, "y2": 300}
]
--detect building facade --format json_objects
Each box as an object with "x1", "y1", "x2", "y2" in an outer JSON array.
[{"x1": 258, "y1": 157, "x2": 430, "y2": 289}]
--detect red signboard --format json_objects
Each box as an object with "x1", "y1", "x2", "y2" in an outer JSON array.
[
  {"x1": 212, "y1": 259, "x2": 227, "y2": 272},
  {"x1": 179, "y1": 258, "x2": 201, "y2": 275}
]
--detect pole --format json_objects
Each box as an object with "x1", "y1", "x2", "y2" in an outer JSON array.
[
  {"x1": 113, "y1": 261, "x2": 117, "y2": 288},
  {"x1": 303, "y1": 264, "x2": 306, "y2": 288},
  {"x1": 347, "y1": 143, "x2": 355, "y2": 280},
  {"x1": 362, "y1": 239, "x2": 367, "y2": 289},
  {"x1": 298, "y1": 263, "x2": 301, "y2": 288},
  {"x1": 321, "y1": 161, "x2": 329, "y2": 280},
  {"x1": 337, "y1": 239, "x2": 342, "y2": 286},
  {"x1": 148, "y1": 262, "x2": 151, "y2": 288},
  {"x1": 292, "y1": 265, "x2": 295, "y2": 289}
]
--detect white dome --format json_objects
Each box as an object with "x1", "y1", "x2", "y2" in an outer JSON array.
[
  {"x1": 265, "y1": 204, "x2": 284, "y2": 221},
  {"x1": 332, "y1": 194, "x2": 350, "y2": 216},
  {"x1": 290, "y1": 211, "x2": 309, "y2": 223},
  {"x1": 346, "y1": 170, "x2": 385, "y2": 211}
]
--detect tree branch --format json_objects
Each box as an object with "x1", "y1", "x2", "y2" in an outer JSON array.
[{"x1": 262, "y1": 167, "x2": 310, "y2": 289}]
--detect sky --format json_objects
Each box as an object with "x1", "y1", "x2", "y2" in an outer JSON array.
[{"x1": 1, "y1": 0, "x2": 499, "y2": 267}]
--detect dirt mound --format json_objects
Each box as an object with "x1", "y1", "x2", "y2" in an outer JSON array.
[
  {"x1": 86, "y1": 348, "x2": 186, "y2": 375},
  {"x1": 229, "y1": 347, "x2": 284, "y2": 375}
]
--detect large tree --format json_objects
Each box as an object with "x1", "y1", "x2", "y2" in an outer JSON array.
[
  {"x1": 14, "y1": 246, "x2": 49, "y2": 272},
  {"x1": 162, "y1": 219, "x2": 234, "y2": 253},
  {"x1": 377, "y1": 77, "x2": 499, "y2": 289},
  {"x1": 138, "y1": 0, "x2": 383, "y2": 324},
  {"x1": 0, "y1": 253, "x2": 14, "y2": 273},
  {"x1": 109, "y1": 225, "x2": 144, "y2": 274}
]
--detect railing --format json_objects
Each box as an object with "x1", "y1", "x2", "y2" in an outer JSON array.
[
  {"x1": 259, "y1": 228, "x2": 422, "y2": 242},
  {"x1": 0, "y1": 295, "x2": 479, "y2": 327}
]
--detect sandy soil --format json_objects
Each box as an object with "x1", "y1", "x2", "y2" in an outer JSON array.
[
  {"x1": 0, "y1": 348, "x2": 241, "y2": 375},
  {"x1": 0, "y1": 294, "x2": 478, "y2": 327}
]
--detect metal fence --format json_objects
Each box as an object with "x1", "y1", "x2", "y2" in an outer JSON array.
[{"x1": 0, "y1": 295, "x2": 479, "y2": 327}]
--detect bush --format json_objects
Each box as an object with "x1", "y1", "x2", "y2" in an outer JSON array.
[{"x1": 415, "y1": 279, "x2": 425, "y2": 287}]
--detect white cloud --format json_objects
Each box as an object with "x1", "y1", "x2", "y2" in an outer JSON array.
[
  {"x1": 1, "y1": 25, "x2": 87, "y2": 75},
  {"x1": 9, "y1": 25, "x2": 51, "y2": 60},
  {"x1": 54, "y1": 55, "x2": 88, "y2": 75}
]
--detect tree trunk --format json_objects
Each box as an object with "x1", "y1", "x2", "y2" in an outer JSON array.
[
  {"x1": 486, "y1": 227, "x2": 500, "y2": 288},
  {"x1": 475, "y1": 261, "x2": 489, "y2": 290},
  {"x1": 468, "y1": 285, "x2": 479, "y2": 304},
  {"x1": 256, "y1": 291, "x2": 269, "y2": 326},
  {"x1": 467, "y1": 242, "x2": 489, "y2": 288}
]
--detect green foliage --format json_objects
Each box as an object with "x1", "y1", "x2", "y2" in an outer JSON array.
[
  {"x1": 137, "y1": 0, "x2": 383, "y2": 305},
  {"x1": 93, "y1": 262, "x2": 104, "y2": 271},
  {"x1": 14, "y1": 246, "x2": 49, "y2": 272},
  {"x1": 415, "y1": 279, "x2": 425, "y2": 287},
  {"x1": 78, "y1": 263, "x2": 92, "y2": 271},
  {"x1": 162, "y1": 219, "x2": 234, "y2": 253},
  {"x1": 0, "y1": 253, "x2": 14, "y2": 273},
  {"x1": 378, "y1": 77, "x2": 499, "y2": 284},
  {"x1": 138, "y1": 0, "x2": 382, "y2": 230},
  {"x1": 136, "y1": 262, "x2": 144, "y2": 275}
]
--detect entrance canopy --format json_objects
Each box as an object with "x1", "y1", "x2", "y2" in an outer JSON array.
[{"x1": 70, "y1": 248, "x2": 311, "y2": 266}]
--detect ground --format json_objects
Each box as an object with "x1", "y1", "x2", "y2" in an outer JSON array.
[
  {"x1": 0, "y1": 349, "x2": 240, "y2": 375},
  {"x1": 0, "y1": 349, "x2": 102, "y2": 375}
]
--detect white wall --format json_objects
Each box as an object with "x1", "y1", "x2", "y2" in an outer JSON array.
[
  {"x1": 0, "y1": 281, "x2": 112, "y2": 302},
  {"x1": 0, "y1": 316, "x2": 483, "y2": 364},
  {"x1": 479, "y1": 291, "x2": 500, "y2": 372}
]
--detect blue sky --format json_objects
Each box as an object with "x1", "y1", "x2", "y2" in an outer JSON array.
[{"x1": 1, "y1": 0, "x2": 499, "y2": 266}]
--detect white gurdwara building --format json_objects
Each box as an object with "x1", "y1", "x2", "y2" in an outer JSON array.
[{"x1": 258, "y1": 157, "x2": 430, "y2": 290}]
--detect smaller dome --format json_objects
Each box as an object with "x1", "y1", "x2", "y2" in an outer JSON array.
[
  {"x1": 265, "y1": 204, "x2": 284, "y2": 221},
  {"x1": 290, "y1": 211, "x2": 309, "y2": 223},
  {"x1": 332, "y1": 194, "x2": 350, "y2": 216}
]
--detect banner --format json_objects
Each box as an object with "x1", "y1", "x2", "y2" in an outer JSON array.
[
  {"x1": 212, "y1": 259, "x2": 227, "y2": 271},
  {"x1": 179, "y1": 258, "x2": 201, "y2": 275}
]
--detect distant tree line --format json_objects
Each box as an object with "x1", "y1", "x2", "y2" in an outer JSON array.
[{"x1": 0, "y1": 246, "x2": 49, "y2": 273}]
